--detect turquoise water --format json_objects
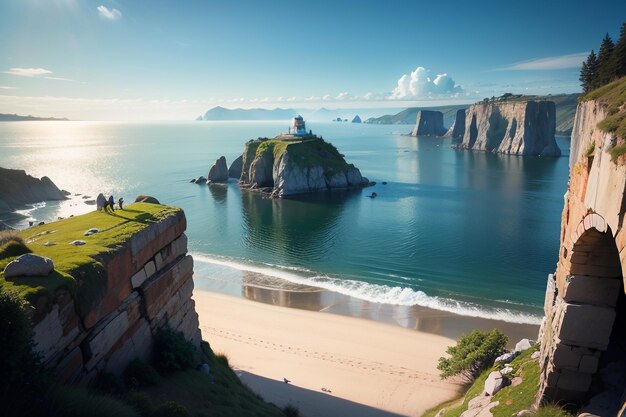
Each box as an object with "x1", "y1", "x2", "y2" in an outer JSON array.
[{"x1": 0, "y1": 121, "x2": 569, "y2": 324}]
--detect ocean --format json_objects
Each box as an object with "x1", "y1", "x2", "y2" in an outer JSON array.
[{"x1": 0, "y1": 121, "x2": 569, "y2": 325}]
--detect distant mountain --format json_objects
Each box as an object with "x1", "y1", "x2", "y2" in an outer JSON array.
[
  {"x1": 365, "y1": 93, "x2": 580, "y2": 135},
  {"x1": 365, "y1": 105, "x2": 468, "y2": 127},
  {"x1": 0, "y1": 113, "x2": 69, "y2": 121},
  {"x1": 199, "y1": 106, "x2": 297, "y2": 121}
]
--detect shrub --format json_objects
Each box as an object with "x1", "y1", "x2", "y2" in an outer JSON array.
[
  {"x1": 153, "y1": 328, "x2": 198, "y2": 373},
  {"x1": 283, "y1": 405, "x2": 300, "y2": 417},
  {"x1": 610, "y1": 142, "x2": 626, "y2": 162},
  {"x1": 124, "y1": 391, "x2": 153, "y2": 417},
  {"x1": 124, "y1": 358, "x2": 160, "y2": 388},
  {"x1": 152, "y1": 401, "x2": 190, "y2": 417},
  {"x1": 0, "y1": 231, "x2": 30, "y2": 260},
  {"x1": 437, "y1": 328, "x2": 508, "y2": 382},
  {"x1": 215, "y1": 352, "x2": 230, "y2": 367}
]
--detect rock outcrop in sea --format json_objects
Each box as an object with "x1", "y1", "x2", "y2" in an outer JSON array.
[
  {"x1": 455, "y1": 100, "x2": 561, "y2": 156},
  {"x1": 208, "y1": 156, "x2": 228, "y2": 183},
  {"x1": 228, "y1": 155, "x2": 243, "y2": 179},
  {"x1": 410, "y1": 110, "x2": 446, "y2": 136},
  {"x1": 444, "y1": 109, "x2": 467, "y2": 140},
  {"x1": 0, "y1": 167, "x2": 67, "y2": 213},
  {"x1": 352, "y1": 115, "x2": 362, "y2": 123},
  {"x1": 238, "y1": 136, "x2": 371, "y2": 197}
]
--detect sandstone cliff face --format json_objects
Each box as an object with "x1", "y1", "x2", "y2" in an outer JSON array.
[
  {"x1": 239, "y1": 137, "x2": 370, "y2": 197},
  {"x1": 456, "y1": 101, "x2": 561, "y2": 156},
  {"x1": 444, "y1": 108, "x2": 467, "y2": 141},
  {"x1": 410, "y1": 110, "x2": 446, "y2": 136},
  {"x1": 0, "y1": 167, "x2": 67, "y2": 213},
  {"x1": 30, "y1": 209, "x2": 200, "y2": 384}
]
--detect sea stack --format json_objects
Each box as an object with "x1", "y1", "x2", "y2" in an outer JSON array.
[
  {"x1": 410, "y1": 110, "x2": 446, "y2": 136},
  {"x1": 208, "y1": 156, "x2": 229, "y2": 183},
  {"x1": 455, "y1": 99, "x2": 560, "y2": 156},
  {"x1": 444, "y1": 109, "x2": 467, "y2": 142},
  {"x1": 352, "y1": 115, "x2": 362, "y2": 123}
]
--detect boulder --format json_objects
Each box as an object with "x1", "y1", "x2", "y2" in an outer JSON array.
[
  {"x1": 514, "y1": 339, "x2": 534, "y2": 352},
  {"x1": 135, "y1": 195, "x2": 161, "y2": 204},
  {"x1": 228, "y1": 155, "x2": 243, "y2": 179},
  {"x1": 84, "y1": 228, "x2": 99, "y2": 236},
  {"x1": 484, "y1": 371, "x2": 506, "y2": 396},
  {"x1": 531, "y1": 351, "x2": 540, "y2": 360},
  {"x1": 494, "y1": 351, "x2": 518, "y2": 364},
  {"x1": 3, "y1": 253, "x2": 54, "y2": 277},
  {"x1": 195, "y1": 176, "x2": 207, "y2": 184},
  {"x1": 208, "y1": 156, "x2": 228, "y2": 183},
  {"x1": 96, "y1": 193, "x2": 107, "y2": 211},
  {"x1": 69, "y1": 240, "x2": 86, "y2": 246}
]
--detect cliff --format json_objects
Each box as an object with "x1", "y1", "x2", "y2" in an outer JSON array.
[
  {"x1": 0, "y1": 167, "x2": 67, "y2": 213},
  {"x1": 537, "y1": 77, "x2": 626, "y2": 410},
  {"x1": 443, "y1": 108, "x2": 466, "y2": 140},
  {"x1": 0, "y1": 202, "x2": 200, "y2": 383},
  {"x1": 410, "y1": 110, "x2": 447, "y2": 136},
  {"x1": 239, "y1": 136, "x2": 370, "y2": 197},
  {"x1": 455, "y1": 100, "x2": 561, "y2": 156}
]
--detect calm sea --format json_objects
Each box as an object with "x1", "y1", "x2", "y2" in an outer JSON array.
[{"x1": 0, "y1": 121, "x2": 569, "y2": 324}]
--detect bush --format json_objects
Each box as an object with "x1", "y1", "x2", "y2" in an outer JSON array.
[
  {"x1": 124, "y1": 358, "x2": 160, "y2": 388},
  {"x1": 153, "y1": 328, "x2": 198, "y2": 373},
  {"x1": 152, "y1": 401, "x2": 190, "y2": 417},
  {"x1": 283, "y1": 405, "x2": 300, "y2": 417},
  {"x1": 124, "y1": 391, "x2": 153, "y2": 417},
  {"x1": 437, "y1": 328, "x2": 508, "y2": 382}
]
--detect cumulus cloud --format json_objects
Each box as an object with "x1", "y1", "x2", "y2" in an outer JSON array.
[
  {"x1": 5, "y1": 67, "x2": 52, "y2": 77},
  {"x1": 390, "y1": 66, "x2": 464, "y2": 99},
  {"x1": 97, "y1": 5, "x2": 122, "y2": 20},
  {"x1": 496, "y1": 52, "x2": 588, "y2": 71}
]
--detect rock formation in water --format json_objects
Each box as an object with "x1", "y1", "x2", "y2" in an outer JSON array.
[
  {"x1": 444, "y1": 109, "x2": 467, "y2": 141},
  {"x1": 228, "y1": 155, "x2": 243, "y2": 178},
  {"x1": 352, "y1": 115, "x2": 362, "y2": 123},
  {"x1": 410, "y1": 110, "x2": 447, "y2": 136},
  {"x1": 208, "y1": 156, "x2": 228, "y2": 183},
  {"x1": 455, "y1": 100, "x2": 561, "y2": 156},
  {"x1": 238, "y1": 136, "x2": 370, "y2": 197},
  {"x1": 0, "y1": 167, "x2": 68, "y2": 213}
]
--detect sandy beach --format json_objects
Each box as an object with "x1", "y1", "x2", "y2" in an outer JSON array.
[{"x1": 195, "y1": 290, "x2": 465, "y2": 417}]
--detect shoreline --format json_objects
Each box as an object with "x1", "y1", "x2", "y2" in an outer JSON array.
[{"x1": 195, "y1": 290, "x2": 464, "y2": 417}]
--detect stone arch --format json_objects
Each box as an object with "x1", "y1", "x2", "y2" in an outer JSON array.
[{"x1": 539, "y1": 220, "x2": 626, "y2": 407}]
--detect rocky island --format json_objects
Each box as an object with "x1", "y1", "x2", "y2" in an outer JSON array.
[
  {"x1": 410, "y1": 110, "x2": 447, "y2": 136},
  {"x1": 453, "y1": 96, "x2": 561, "y2": 156},
  {"x1": 443, "y1": 108, "x2": 466, "y2": 140}
]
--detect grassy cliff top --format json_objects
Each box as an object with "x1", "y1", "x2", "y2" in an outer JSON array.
[
  {"x1": 247, "y1": 135, "x2": 349, "y2": 171},
  {"x1": 581, "y1": 76, "x2": 626, "y2": 140},
  {"x1": 0, "y1": 202, "x2": 181, "y2": 308}
]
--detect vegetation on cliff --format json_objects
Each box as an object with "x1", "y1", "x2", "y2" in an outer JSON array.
[
  {"x1": 580, "y1": 22, "x2": 626, "y2": 94},
  {"x1": 0, "y1": 203, "x2": 180, "y2": 317},
  {"x1": 581, "y1": 76, "x2": 626, "y2": 145}
]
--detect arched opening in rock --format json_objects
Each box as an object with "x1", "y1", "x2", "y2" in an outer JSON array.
[{"x1": 568, "y1": 227, "x2": 626, "y2": 409}]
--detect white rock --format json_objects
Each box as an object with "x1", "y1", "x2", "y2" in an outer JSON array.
[
  {"x1": 3, "y1": 253, "x2": 54, "y2": 277},
  {"x1": 484, "y1": 371, "x2": 506, "y2": 396},
  {"x1": 501, "y1": 364, "x2": 514, "y2": 376},
  {"x1": 494, "y1": 351, "x2": 518, "y2": 364},
  {"x1": 69, "y1": 240, "x2": 86, "y2": 246},
  {"x1": 515, "y1": 338, "x2": 534, "y2": 352},
  {"x1": 531, "y1": 351, "x2": 540, "y2": 360}
]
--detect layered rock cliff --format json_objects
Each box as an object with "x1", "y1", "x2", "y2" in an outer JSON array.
[
  {"x1": 239, "y1": 136, "x2": 370, "y2": 197},
  {"x1": 3, "y1": 203, "x2": 200, "y2": 384},
  {"x1": 455, "y1": 101, "x2": 560, "y2": 156},
  {"x1": 0, "y1": 167, "x2": 67, "y2": 213},
  {"x1": 444, "y1": 109, "x2": 467, "y2": 140},
  {"x1": 410, "y1": 110, "x2": 447, "y2": 136}
]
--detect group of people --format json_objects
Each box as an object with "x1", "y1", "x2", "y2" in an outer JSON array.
[{"x1": 97, "y1": 193, "x2": 124, "y2": 212}]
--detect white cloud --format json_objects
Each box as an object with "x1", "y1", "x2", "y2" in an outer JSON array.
[
  {"x1": 5, "y1": 67, "x2": 52, "y2": 77},
  {"x1": 97, "y1": 5, "x2": 122, "y2": 20},
  {"x1": 335, "y1": 92, "x2": 353, "y2": 100},
  {"x1": 496, "y1": 52, "x2": 588, "y2": 71},
  {"x1": 390, "y1": 66, "x2": 464, "y2": 100},
  {"x1": 0, "y1": 86, "x2": 15, "y2": 90}
]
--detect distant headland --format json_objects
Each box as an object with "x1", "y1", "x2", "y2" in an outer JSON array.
[{"x1": 0, "y1": 113, "x2": 69, "y2": 122}]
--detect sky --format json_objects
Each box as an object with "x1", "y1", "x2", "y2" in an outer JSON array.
[{"x1": 0, "y1": 0, "x2": 625, "y2": 120}]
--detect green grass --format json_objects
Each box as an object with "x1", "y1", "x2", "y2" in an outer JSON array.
[
  {"x1": 0, "y1": 202, "x2": 180, "y2": 315},
  {"x1": 425, "y1": 345, "x2": 564, "y2": 417},
  {"x1": 585, "y1": 141, "x2": 596, "y2": 157},
  {"x1": 610, "y1": 143, "x2": 626, "y2": 162},
  {"x1": 582, "y1": 76, "x2": 626, "y2": 141}
]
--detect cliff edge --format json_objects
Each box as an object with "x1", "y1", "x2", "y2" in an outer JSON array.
[
  {"x1": 0, "y1": 167, "x2": 67, "y2": 213},
  {"x1": 410, "y1": 110, "x2": 447, "y2": 136},
  {"x1": 239, "y1": 135, "x2": 371, "y2": 197},
  {"x1": 454, "y1": 100, "x2": 561, "y2": 156}
]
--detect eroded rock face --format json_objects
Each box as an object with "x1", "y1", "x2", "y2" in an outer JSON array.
[
  {"x1": 410, "y1": 110, "x2": 447, "y2": 136},
  {"x1": 444, "y1": 109, "x2": 467, "y2": 141},
  {"x1": 4, "y1": 253, "x2": 54, "y2": 277},
  {"x1": 228, "y1": 155, "x2": 243, "y2": 179},
  {"x1": 208, "y1": 156, "x2": 228, "y2": 183},
  {"x1": 456, "y1": 101, "x2": 560, "y2": 156},
  {"x1": 239, "y1": 137, "x2": 370, "y2": 197}
]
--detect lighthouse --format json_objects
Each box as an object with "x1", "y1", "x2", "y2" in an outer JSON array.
[{"x1": 288, "y1": 115, "x2": 307, "y2": 136}]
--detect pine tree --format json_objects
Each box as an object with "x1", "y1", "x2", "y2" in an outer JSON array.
[
  {"x1": 596, "y1": 33, "x2": 615, "y2": 87},
  {"x1": 580, "y1": 50, "x2": 599, "y2": 93},
  {"x1": 611, "y1": 22, "x2": 626, "y2": 79}
]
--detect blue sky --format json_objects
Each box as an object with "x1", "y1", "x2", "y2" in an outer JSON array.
[{"x1": 0, "y1": 0, "x2": 625, "y2": 120}]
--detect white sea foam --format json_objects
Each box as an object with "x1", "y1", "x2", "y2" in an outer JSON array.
[{"x1": 191, "y1": 252, "x2": 544, "y2": 325}]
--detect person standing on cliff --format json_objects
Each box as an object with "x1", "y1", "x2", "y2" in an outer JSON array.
[
  {"x1": 118, "y1": 197, "x2": 124, "y2": 210},
  {"x1": 108, "y1": 195, "x2": 115, "y2": 211}
]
